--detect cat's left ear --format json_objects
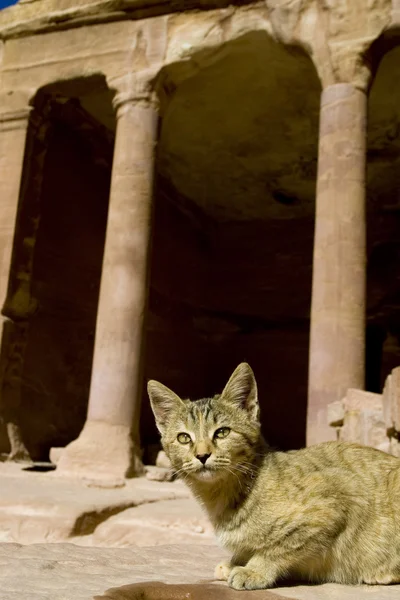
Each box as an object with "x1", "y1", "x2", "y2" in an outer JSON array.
[
  {"x1": 147, "y1": 380, "x2": 184, "y2": 434},
  {"x1": 221, "y1": 363, "x2": 259, "y2": 422}
]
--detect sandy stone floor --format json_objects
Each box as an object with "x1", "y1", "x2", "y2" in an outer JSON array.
[
  {"x1": 1, "y1": 462, "x2": 400, "y2": 599},
  {"x1": 0, "y1": 461, "x2": 214, "y2": 546},
  {"x1": 1, "y1": 542, "x2": 400, "y2": 600}
]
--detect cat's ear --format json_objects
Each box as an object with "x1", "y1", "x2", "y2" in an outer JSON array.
[
  {"x1": 147, "y1": 380, "x2": 184, "y2": 434},
  {"x1": 221, "y1": 363, "x2": 259, "y2": 421}
]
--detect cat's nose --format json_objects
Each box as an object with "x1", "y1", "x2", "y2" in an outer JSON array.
[{"x1": 196, "y1": 453, "x2": 211, "y2": 465}]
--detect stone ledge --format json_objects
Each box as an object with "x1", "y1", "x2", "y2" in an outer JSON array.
[
  {"x1": 0, "y1": 461, "x2": 191, "y2": 544},
  {"x1": 0, "y1": 0, "x2": 257, "y2": 40},
  {"x1": 87, "y1": 498, "x2": 214, "y2": 547},
  {"x1": 344, "y1": 388, "x2": 383, "y2": 412},
  {"x1": 327, "y1": 370, "x2": 400, "y2": 456}
]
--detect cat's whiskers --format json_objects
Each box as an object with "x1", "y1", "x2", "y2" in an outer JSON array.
[
  {"x1": 225, "y1": 466, "x2": 245, "y2": 496},
  {"x1": 214, "y1": 458, "x2": 231, "y2": 468},
  {"x1": 172, "y1": 465, "x2": 190, "y2": 480},
  {"x1": 232, "y1": 462, "x2": 257, "y2": 478}
]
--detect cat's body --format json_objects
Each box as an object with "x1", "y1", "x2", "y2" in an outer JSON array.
[
  {"x1": 205, "y1": 441, "x2": 400, "y2": 587},
  {"x1": 148, "y1": 363, "x2": 400, "y2": 590}
]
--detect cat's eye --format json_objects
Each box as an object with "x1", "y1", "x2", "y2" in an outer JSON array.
[
  {"x1": 177, "y1": 432, "x2": 191, "y2": 444},
  {"x1": 214, "y1": 427, "x2": 231, "y2": 439}
]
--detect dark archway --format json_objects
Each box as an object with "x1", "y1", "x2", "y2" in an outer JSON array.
[
  {"x1": 0, "y1": 75, "x2": 115, "y2": 460},
  {"x1": 367, "y1": 45, "x2": 400, "y2": 393},
  {"x1": 142, "y1": 32, "x2": 321, "y2": 455}
]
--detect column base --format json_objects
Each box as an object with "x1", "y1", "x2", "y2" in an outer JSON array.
[
  {"x1": 56, "y1": 420, "x2": 144, "y2": 482},
  {"x1": 6, "y1": 422, "x2": 32, "y2": 464}
]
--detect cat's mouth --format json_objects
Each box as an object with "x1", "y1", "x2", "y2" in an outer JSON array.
[{"x1": 192, "y1": 464, "x2": 220, "y2": 481}]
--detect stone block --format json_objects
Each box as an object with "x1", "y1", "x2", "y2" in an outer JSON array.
[
  {"x1": 359, "y1": 410, "x2": 387, "y2": 449},
  {"x1": 382, "y1": 368, "x2": 400, "y2": 434},
  {"x1": 344, "y1": 388, "x2": 383, "y2": 413},
  {"x1": 145, "y1": 466, "x2": 174, "y2": 482},
  {"x1": 382, "y1": 373, "x2": 393, "y2": 429},
  {"x1": 341, "y1": 389, "x2": 387, "y2": 450},
  {"x1": 327, "y1": 400, "x2": 344, "y2": 426},
  {"x1": 376, "y1": 440, "x2": 391, "y2": 455},
  {"x1": 341, "y1": 411, "x2": 362, "y2": 444},
  {"x1": 156, "y1": 450, "x2": 171, "y2": 469}
]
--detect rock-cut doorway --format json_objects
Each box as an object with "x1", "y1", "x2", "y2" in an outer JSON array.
[{"x1": 0, "y1": 76, "x2": 115, "y2": 461}]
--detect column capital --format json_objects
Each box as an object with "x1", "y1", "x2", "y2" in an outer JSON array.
[
  {"x1": 316, "y1": 58, "x2": 373, "y2": 95},
  {"x1": 0, "y1": 107, "x2": 32, "y2": 132},
  {"x1": 110, "y1": 70, "x2": 160, "y2": 115}
]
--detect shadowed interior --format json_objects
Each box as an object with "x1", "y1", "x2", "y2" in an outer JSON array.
[{"x1": 1, "y1": 35, "x2": 400, "y2": 459}]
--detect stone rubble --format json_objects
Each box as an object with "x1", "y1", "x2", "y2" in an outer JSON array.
[{"x1": 328, "y1": 368, "x2": 400, "y2": 455}]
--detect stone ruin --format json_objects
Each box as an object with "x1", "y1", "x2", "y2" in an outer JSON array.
[
  {"x1": 0, "y1": 3, "x2": 400, "y2": 598},
  {"x1": 329, "y1": 368, "x2": 400, "y2": 457},
  {"x1": 0, "y1": 0, "x2": 399, "y2": 480}
]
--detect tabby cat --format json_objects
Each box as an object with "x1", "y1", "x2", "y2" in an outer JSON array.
[{"x1": 148, "y1": 363, "x2": 400, "y2": 590}]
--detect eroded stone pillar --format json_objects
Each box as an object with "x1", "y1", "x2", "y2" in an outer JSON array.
[
  {"x1": 57, "y1": 79, "x2": 158, "y2": 480},
  {"x1": 307, "y1": 83, "x2": 367, "y2": 446},
  {"x1": 0, "y1": 108, "x2": 32, "y2": 461}
]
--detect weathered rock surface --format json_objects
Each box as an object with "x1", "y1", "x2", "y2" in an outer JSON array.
[
  {"x1": 0, "y1": 543, "x2": 226, "y2": 600},
  {"x1": 0, "y1": 462, "x2": 193, "y2": 545},
  {"x1": 89, "y1": 499, "x2": 214, "y2": 547},
  {"x1": 97, "y1": 581, "x2": 290, "y2": 600},
  {"x1": 1, "y1": 542, "x2": 400, "y2": 600}
]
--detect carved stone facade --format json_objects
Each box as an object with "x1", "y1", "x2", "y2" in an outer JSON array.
[{"x1": 0, "y1": 0, "x2": 400, "y2": 478}]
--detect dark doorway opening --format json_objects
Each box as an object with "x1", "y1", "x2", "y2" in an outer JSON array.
[
  {"x1": 367, "y1": 46, "x2": 400, "y2": 393},
  {"x1": 0, "y1": 76, "x2": 115, "y2": 460},
  {"x1": 142, "y1": 32, "x2": 321, "y2": 456}
]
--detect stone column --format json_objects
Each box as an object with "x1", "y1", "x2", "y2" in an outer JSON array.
[
  {"x1": 0, "y1": 107, "x2": 32, "y2": 461},
  {"x1": 307, "y1": 83, "x2": 367, "y2": 446},
  {"x1": 57, "y1": 77, "x2": 158, "y2": 481}
]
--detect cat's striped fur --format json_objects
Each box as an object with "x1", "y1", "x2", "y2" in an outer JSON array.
[{"x1": 148, "y1": 363, "x2": 400, "y2": 590}]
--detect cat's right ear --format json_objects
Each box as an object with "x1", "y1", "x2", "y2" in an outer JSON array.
[
  {"x1": 221, "y1": 362, "x2": 259, "y2": 422},
  {"x1": 147, "y1": 380, "x2": 183, "y2": 434}
]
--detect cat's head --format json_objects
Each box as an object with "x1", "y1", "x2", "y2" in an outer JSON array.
[{"x1": 147, "y1": 363, "x2": 261, "y2": 483}]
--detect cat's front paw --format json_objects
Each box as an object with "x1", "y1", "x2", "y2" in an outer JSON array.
[
  {"x1": 228, "y1": 566, "x2": 270, "y2": 590},
  {"x1": 364, "y1": 573, "x2": 400, "y2": 585},
  {"x1": 214, "y1": 561, "x2": 231, "y2": 581}
]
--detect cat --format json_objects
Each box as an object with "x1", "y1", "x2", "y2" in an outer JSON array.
[{"x1": 147, "y1": 362, "x2": 400, "y2": 590}]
